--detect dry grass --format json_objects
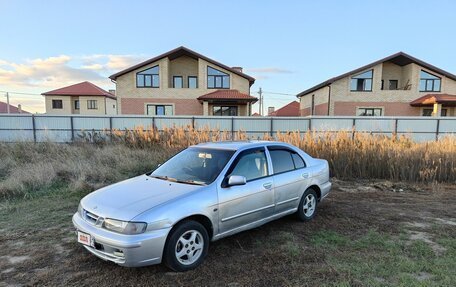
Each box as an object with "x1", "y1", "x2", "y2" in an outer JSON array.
[
  {"x1": 108, "y1": 126, "x2": 455, "y2": 182},
  {"x1": 1, "y1": 126, "x2": 454, "y2": 198},
  {"x1": 0, "y1": 142, "x2": 176, "y2": 198}
]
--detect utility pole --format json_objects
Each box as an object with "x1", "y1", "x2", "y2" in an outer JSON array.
[
  {"x1": 258, "y1": 87, "x2": 263, "y2": 116},
  {"x1": 6, "y1": 92, "x2": 10, "y2": 114}
]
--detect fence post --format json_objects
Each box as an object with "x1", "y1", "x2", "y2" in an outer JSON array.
[
  {"x1": 352, "y1": 118, "x2": 356, "y2": 140},
  {"x1": 270, "y1": 117, "x2": 273, "y2": 137},
  {"x1": 70, "y1": 116, "x2": 74, "y2": 142},
  {"x1": 109, "y1": 117, "x2": 113, "y2": 141},
  {"x1": 394, "y1": 118, "x2": 398, "y2": 139},
  {"x1": 32, "y1": 114, "x2": 36, "y2": 143},
  {"x1": 436, "y1": 118, "x2": 440, "y2": 141},
  {"x1": 191, "y1": 117, "x2": 195, "y2": 129},
  {"x1": 152, "y1": 116, "x2": 155, "y2": 129},
  {"x1": 308, "y1": 118, "x2": 312, "y2": 132}
]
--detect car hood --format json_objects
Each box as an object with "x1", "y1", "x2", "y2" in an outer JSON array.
[{"x1": 81, "y1": 175, "x2": 203, "y2": 221}]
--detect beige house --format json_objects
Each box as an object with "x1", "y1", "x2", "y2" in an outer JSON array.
[
  {"x1": 109, "y1": 46, "x2": 257, "y2": 116},
  {"x1": 42, "y1": 81, "x2": 117, "y2": 115},
  {"x1": 297, "y1": 52, "x2": 456, "y2": 117}
]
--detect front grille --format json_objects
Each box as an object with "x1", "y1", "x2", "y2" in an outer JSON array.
[{"x1": 83, "y1": 209, "x2": 100, "y2": 225}]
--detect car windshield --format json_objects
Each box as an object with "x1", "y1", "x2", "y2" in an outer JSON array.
[{"x1": 150, "y1": 147, "x2": 235, "y2": 185}]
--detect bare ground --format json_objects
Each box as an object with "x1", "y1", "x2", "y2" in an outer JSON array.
[{"x1": 1, "y1": 179, "x2": 455, "y2": 287}]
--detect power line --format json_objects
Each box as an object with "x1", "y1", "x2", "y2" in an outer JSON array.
[
  {"x1": 0, "y1": 90, "x2": 42, "y2": 96},
  {"x1": 262, "y1": 91, "x2": 295, "y2": 96}
]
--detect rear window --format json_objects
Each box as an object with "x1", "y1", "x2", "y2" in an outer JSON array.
[
  {"x1": 269, "y1": 150, "x2": 295, "y2": 174},
  {"x1": 292, "y1": 153, "x2": 306, "y2": 169}
]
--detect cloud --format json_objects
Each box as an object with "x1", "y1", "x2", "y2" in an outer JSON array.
[
  {"x1": 0, "y1": 54, "x2": 148, "y2": 92},
  {"x1": 246, "y1": 67, "x2": 294, "y2": 74}
]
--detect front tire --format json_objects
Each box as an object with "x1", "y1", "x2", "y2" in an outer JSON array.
[
  {"x1": 297, "y1": 188, "x2": 318, "y2": 221},
  {"x1": 163, "y1": 220, "x2": 209, "y2": 272}
]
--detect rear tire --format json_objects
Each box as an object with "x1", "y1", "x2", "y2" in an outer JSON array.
[
  {"x1": 297, "y1": 188, "x2": 318, "y2": 221},
  {"x1": 163, "y1": 220, "x2": 209, "y2": 272}
]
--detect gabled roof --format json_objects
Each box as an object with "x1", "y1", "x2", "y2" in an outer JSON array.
[
  {"x1": 197, "y1": 89, "x2": 258, "y2": 102},
  {"x1": 42, "y1": 81, "x2": 116, "y2": 99},
  {"x1": 109, "y1": 46, "x2": 255, "y2": 85},
  {"x1": 410, "y1": 93, "x2": 456, "y2": 107},
  {"x1": 0, "y1": 101, "x2": 30, "y2": 114},
  {"x1": 269, "y1": 101, "x2": 300, "y2": 116},
  {"x1": 297, "y1": 52, "x2": 456, "y2": 98}
]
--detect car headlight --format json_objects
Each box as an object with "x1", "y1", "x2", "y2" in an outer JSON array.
[
  {"x1": 103, "y1": 218, "x2": 147, "y2": 235},
  {"x1": 78, "y1": 203, "x2": 83, "y2": 217}
]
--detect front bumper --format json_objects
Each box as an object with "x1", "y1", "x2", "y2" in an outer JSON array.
[{"x1": 72, "y1": 213, "x2": 171, "y2": 267}]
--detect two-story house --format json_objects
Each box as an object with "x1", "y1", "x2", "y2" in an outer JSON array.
[
  {"x1": 297, "y1": 52, "x2": 456, "y2": 117},
  {"x1": 42, "y1": 81, "x2": 117, "y2": 115},
  {"x1": 109, "y1": 46, "x2": 257, "y2": 116}
]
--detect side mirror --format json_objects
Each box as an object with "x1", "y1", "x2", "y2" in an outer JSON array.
[{"x1": 227, "y1": 175, "x2": 246, "y2": 186}]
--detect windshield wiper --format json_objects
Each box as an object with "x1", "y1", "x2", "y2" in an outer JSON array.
[
  {"x1": 174, "y1": 179, "x2": 206, "y2": 186},
  {"x1": 149, "y1": 175, "x2": 178, "y2": 182},
  {"x1": 150, "y1": 175, "x2": 206, "y2": 186}
]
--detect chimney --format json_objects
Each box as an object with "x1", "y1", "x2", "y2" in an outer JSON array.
[
  {"x1": 268, "y1": 106, "x2": 275, "y2": 115},
  {"x1": 109, "y1": 89, "x2": 116, "y2": 96},
  {"x1": 18, "y1": 104, "x2": 22, "y2": 114},
  {"x1": 231, "y1": 66, "x2": 243, "y2": 73}
]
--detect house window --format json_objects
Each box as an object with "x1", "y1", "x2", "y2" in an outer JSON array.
[
  {"x1": 357, "y1": 107, "x2": 382, "y2": 116},
  {"x1": 350, "y1": 70, "x2": 373, "y2": 91},
  {"x1": 173, "y1": 76, "x2": 183, "y2": 88},
  {"x1": 188, "y1": 76, "x2": 198, "y2": 89},
  {"x1": 419, "y1": 70, "x2": 441, "y2": 92},
  {"x1": 207, "y1": 67, "x2": 230, "y2": 89},
  {"x1": 146, "y1": 104, "x2": 173, "y2": 116},
  {"x1": 213, "y1": 106, "x2": 237, "y2": 116},
  {"x1": 389, "y1": 80, "x2": 398, "y2": 90},
  {"x1": 87, "y1": 100, "x2": 98, "y2": 110},
  {"x1": 422, "y1": 108, "x2": 433, "y2": 116},
  {"x1": 74, "y1": 100, "x2": 80, "y2": 110},
  {"x1": 137, "y1": 66, "x2": 159, "y2": 88},
  {"x1": 52, "y1": 100, "x2": 63, "y2": 109}
]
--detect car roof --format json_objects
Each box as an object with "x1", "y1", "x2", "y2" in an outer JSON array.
[{"x1": 192, "y1": 140, "x2": 290, "y2": 151}]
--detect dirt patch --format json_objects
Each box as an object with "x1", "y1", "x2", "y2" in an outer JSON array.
[
  {"x1": 434, "y1": 218, "x2": 456, "y2": 226},
  {"x1": 0, "y1": 180, "x2": 455, "y2": 286},
  {"x1": 408, "y1": 231, "x2": 446, "y2": 255},
  {"x1": 2, "y1": 255, "x2": 30, "y2": 264}
]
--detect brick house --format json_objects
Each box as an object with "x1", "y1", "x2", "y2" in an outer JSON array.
[
  {"x1": 109, "y1": 46, "x2": 257, "y2": 116},
  {"x1": 268, "y1": 101, "x2": 300, "y2": 116},
  {"x1": 0, "y1": 101, "x2": 29, "y2": 114},
  {"x1": 297, "y1": 52, "x2": 456, "y2": 117},
  {"x1": 42, "y1": 81, "x2": 117, "y2": 115}
]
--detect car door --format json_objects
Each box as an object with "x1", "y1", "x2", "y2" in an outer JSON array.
[
  {"x1": 268, "y1": 146, "x2": 310, "y2": 214},
  {"x1": 217, "y1": 147, "x2": 275, "y2": 233}
]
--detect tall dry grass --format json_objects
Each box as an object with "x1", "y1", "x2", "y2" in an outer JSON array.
[
  {"x1": 1, "y1": 126, "x2": 454, "y2": 198},
  {"x1": 104, "y1": 126, "x2": 455, "y2": 182},
  {"x1": 0, "y1": 142, "x2": 177, "y2": 198}
]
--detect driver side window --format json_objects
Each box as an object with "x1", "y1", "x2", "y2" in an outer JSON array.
[{"x1": 228, "y1": 149, "x2": 268, "y2": 182}]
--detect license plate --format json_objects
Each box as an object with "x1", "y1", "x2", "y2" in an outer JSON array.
[{"x1": 77, "y1": 231, "x2": 92, "y2": 246}]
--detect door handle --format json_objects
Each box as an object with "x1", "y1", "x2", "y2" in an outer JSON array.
[
  {"x1": 263, "y1": 182, "x2": 273, "y2": 189},
  {"x1": 301, "y1": 173, "x2": 309, "y2": 178}
]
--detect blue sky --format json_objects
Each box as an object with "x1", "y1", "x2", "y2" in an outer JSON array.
[{"x1": 1, "y1": 0, "x2": 456, "y2": 113}]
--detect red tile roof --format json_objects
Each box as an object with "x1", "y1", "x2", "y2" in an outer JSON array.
[
  {"x1": 297, "y1": 52, "x2": 456, "y2": 98},
  {"x1": 198, "y1": 90, "x2": 258, "y2": 102},
  {"x1": 410, "y1": 93, "x2": 456, "y2": 107},
  {"x1": 109, "y1": 46, "x2": 255, "y2": 86},
  {"x1": 0, "y1": 101, "x2": 30, "y2": 114},
  {"x1": 269, "y1": 101, "x2": 300, "y2": 116},
  {"x1": 251, "y1": 112, "x2": 261, "y2": 116},
  {"x1": 42, "y1": 81, "x2": 116, "y2": 99}
]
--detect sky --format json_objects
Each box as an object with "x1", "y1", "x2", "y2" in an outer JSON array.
[{"x1": 1, "y1": 0, "x2": 456, "y2": 113}]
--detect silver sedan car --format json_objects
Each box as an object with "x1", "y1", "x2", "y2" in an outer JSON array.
[{"x1": 73, "y1": 141, "x2": 331, "y2": 271}]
